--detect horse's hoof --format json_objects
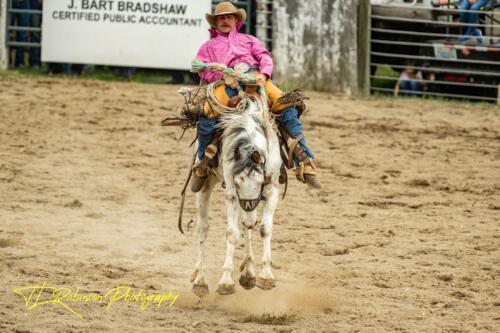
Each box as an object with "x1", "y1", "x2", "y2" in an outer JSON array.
[
  {"x1": 239, "y1": 274, "x2": 256, "y2": 290},
  {"x1": 216, "y1": 283, "x2": 236, "y2": 295},
  {"x1": 192, "y1": 283, "x2": 209, "y2": 298},
  {"x1": 256, "y1": 277, "x2": 275, "y2": 290}
]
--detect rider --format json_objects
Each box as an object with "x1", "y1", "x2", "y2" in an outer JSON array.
[{"x1": 191, "y1": 1, "x2": 321, "y2": 192}]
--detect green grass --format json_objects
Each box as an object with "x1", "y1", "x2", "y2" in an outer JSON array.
[
  {"x1": 2, "y1": 65, "x2": 498, "y2": 108},
  {"x1": 371, "y1": 65, "x2": 399, "y2": 89},
  {"x1": 0, "y1": 65, "x2": 199, "y2": 85}
]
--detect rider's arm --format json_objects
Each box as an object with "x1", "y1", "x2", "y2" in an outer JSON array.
[
  {"x1": 195, "y1": 43, "x2": 223, "y2": 83},
  {"x1": 250, "y1": 36, "x2": 273, "y2": 79}
]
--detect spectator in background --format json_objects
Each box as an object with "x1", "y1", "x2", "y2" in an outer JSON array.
[
  {"x1": 394, "y1": 61, "x2": 426, "y2": 97},
  {"x1": 458, "y1": 0, "x2": 488, "y2": 43},
  {"x1": 11, "y1": 0, "x2": 30, "y2": 68}
]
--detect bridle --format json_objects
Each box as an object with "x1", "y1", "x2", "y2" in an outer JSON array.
[
  {"x1": 235, "y1": 166, "x2": 271, "y2": 212},
  {"x1": 236, "y1": 182, "x2": 266, "y2": 212}
]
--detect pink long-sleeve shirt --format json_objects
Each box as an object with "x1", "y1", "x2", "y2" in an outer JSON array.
[{"x1": 195, "y1": 22, "x2": 273, "y2": 84}]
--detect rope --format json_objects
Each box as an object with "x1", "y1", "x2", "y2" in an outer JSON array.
[
  {"x1": 205, "y1": 81, "x2": 250, "y2": 115},
  {"x1": 191, "y1": 59, "x2": 258, "y2": 85},
  {"x1": 191, "y1": 59, "x2": 268, "y2": 114}
]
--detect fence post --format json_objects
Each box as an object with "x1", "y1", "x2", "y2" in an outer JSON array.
[
  {"x1": 357, "y1": 0, "x2": 371, "y2": 97},
  {"x1": 0, "y1": 0, "x2": 8, "y2": 69},
  {"x1": 497, "y1": 84, "x2": 500, "y2": 106}
]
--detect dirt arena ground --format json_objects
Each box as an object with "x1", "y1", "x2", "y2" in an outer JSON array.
[{"x1": 0, "y1": 76, "x2": 499, "y2": 332}]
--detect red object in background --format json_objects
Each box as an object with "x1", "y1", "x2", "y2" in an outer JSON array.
[{"x1": 443, "y1": 74, "x2": 466, "y2": 82}]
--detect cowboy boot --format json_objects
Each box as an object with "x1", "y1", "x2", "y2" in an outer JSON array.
[
  {"x1": 288, "y1": 138, "x2": 322, "y2": 189},
  {"x1": 191, "y1": 157, "x2": 209, "y2": 193},
  {"x1": 278, "y1": 122, "x2": 321, "y2": 189},
  {"x1": 191, "y1": 140, "x2": 219, "y2": 193},
  {"x1": 295, "y1": 159, "x2": 321, "y2": 189}
]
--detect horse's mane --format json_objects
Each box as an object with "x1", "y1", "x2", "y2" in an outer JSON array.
[{"x1": 219, "y1": 100, "x2": 269, "y2": 175}]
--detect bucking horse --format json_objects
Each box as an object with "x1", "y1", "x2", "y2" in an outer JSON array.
[{"x1": 163, "y1": 60, "x2": 300, "y2": 297}]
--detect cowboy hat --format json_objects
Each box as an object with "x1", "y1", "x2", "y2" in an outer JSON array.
[{"x1": 206, "y1": 1, "x2": 247, "y2": 28}]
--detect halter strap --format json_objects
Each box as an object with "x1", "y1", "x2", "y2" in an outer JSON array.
[
  {"x1": 236, "y1": 182, "x2": 265, "y2": 212},
  {"x1": 235, "y1": 168, "x2": 271, "y2": 212}
]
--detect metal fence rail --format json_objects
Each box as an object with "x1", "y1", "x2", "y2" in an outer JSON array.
[
  {"x1": 372, "y1": 87, "x2": 498, "y2": 102},
  {"x1": 372, "y1": 26, "x2": 498, "y2": 40},
  {"x1": 370, "y1": 3, "x2": 500, "y2": 104},
  {"x1": 371, "y1": 14, "x2": 499, "y2": 28},
  {"x1": 372, "y1": 38, "x2": 500, "y2": 51},
  {"x1": 6, "y1": 1, "x2": 42, "y2": 49},
  {"x1": 371, "y1": 62, "x2": 500, "y2": 78}
]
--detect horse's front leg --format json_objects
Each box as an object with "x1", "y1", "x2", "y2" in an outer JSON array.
[
  {"x1": 238, "y1": 227, "x2": 256, "y2": 290},
  {"x1": 191, "y1": 176, "x2": 216, "y2": 298},
  {"x1": 216, "y1": 190, "x2": 240, "y2": 295},
  {"x1": 257, "y1": 183, "x2": 279, "y2": 290}
]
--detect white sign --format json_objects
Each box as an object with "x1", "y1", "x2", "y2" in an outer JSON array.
[
  {"x1": 42, "y1": 0, "x2": 211, "y2": 69},
  {"x1": 433, "y1": 43, "x2": 457, "y2": 60}
]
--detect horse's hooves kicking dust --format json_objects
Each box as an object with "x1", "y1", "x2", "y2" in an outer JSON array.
[
  {"x1": 216, "y1": 283, "x2": 236, "y2": 295},
  {"x1": 192, "y1": 283, "x2": 209, "y2": 298},
  {"x1": 256, "y1": 277, "x2": 276, "y2": 290},
  {"x1": 239, "y1": 274, "x2": 256, "y2": 290}
]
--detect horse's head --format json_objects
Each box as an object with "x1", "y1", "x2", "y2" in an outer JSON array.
[{"x1": 220, "y1": 98, "x2": 270, "y2": 229}]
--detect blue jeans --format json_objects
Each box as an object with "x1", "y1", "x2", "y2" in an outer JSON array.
[
  {"x1": 400, "y1": 80, "x2": 423, "y2": 95},
  {"x1": 198, "y1": 113, "x2": 220, "y2": 159},
  {"x1": 197, "y1": 85, "x2": 314, "y2": 162},
  {"x1": 11, "y1": 0, "x2": 30, "y2": 67},
  {"x1": 459, "y1": 0, "x2": 488, "y2": 35}
]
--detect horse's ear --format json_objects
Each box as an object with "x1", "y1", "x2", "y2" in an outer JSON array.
[
  {"x1": 234, "y1": 148, "x2": 241, "y2": 161},
  {"x1": 250, "y1": 151, "x2": 261, "y2": 164}
]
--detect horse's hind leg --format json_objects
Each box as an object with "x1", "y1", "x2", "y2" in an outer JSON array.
[
  {"x1": 239, "y1": 227, "x2": 256, "y2": 290},
  {"x1": 191, "y1": 176, "x2": 216, "y2": 298},
  {"x1": 257, "y1": 183, "x2": 279, "y2": 290},
  {"x1": 216, "y1": 192, "x2": 240, "y2": 295}
]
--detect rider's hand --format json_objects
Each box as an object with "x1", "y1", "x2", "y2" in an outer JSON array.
[
  {"x1": 256, "y1": 74, "x2": 267, "y2": 87},
  {"x1": 223, "y1": 74, "x2": 239, "y2": 89}
]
